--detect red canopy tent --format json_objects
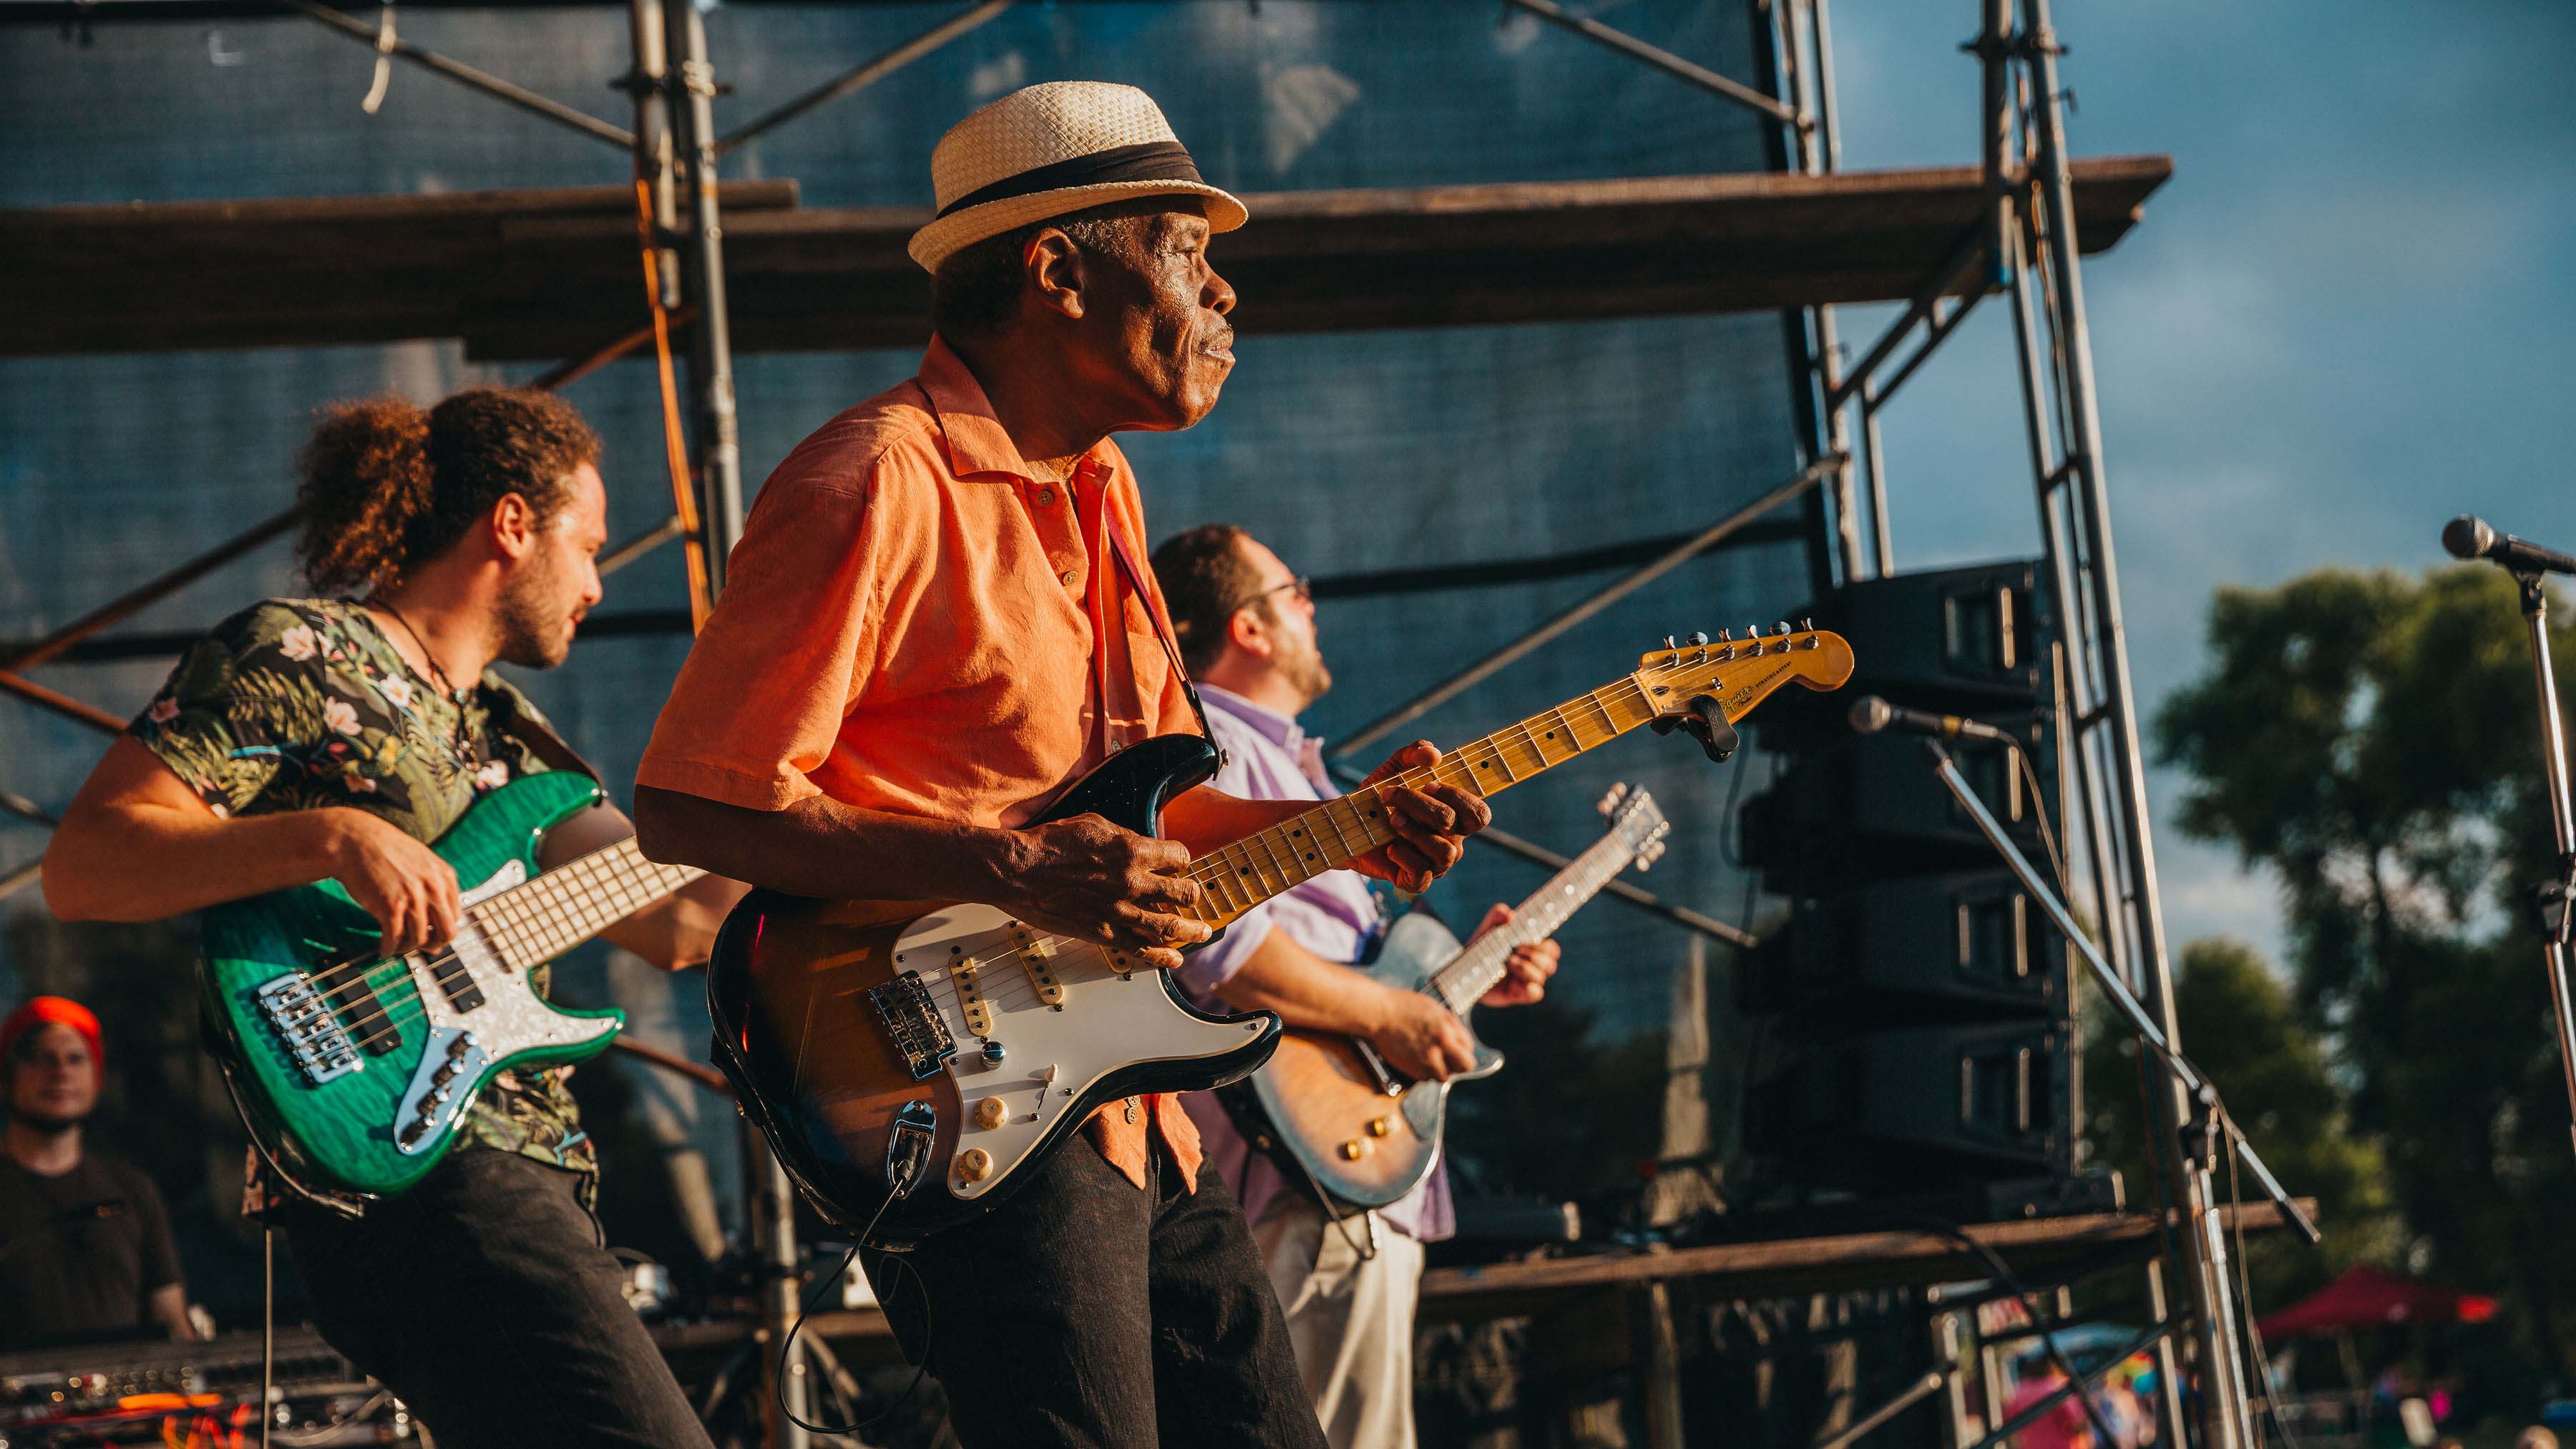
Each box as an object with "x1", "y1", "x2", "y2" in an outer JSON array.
[{"x1": 2257, "y1": 1265, "x2": 2498, "y2": 1338}]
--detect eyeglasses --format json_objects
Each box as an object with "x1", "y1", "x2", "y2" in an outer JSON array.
[{"x1": 1230, "y1": 576, "x2": 1312, "y2": 614}]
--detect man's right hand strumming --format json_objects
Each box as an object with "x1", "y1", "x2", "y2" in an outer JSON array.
[
  {"x1": 1369, "y1": 990, "x2": 1476, "y2": 1083},
  {"x1": 991, "y1": 813, "x2": 1212, "y2": 972},
  {"x1": 318, "y1": 807, "x2": 463, "y2": 957}
]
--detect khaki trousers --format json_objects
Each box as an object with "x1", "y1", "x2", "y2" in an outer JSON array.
[{"x1": 1252, "y1": 1194, "x2": 1428, "y2": 1449}]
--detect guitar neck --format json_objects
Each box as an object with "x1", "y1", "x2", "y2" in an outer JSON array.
[
  {"x1": 1186, "y1": 675, "x2": 1658, "y2": 929},
  {"x1": 1427, "y1": 827, "x2": 1637, "y2": 1012},
  {"x1": 467, "y1": 839, "x2": 706, "y2": 970}
]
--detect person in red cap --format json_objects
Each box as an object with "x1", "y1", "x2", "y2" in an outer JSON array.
[{"x1": 0, "y1": 995, "x2": 194, "y2": 1349}]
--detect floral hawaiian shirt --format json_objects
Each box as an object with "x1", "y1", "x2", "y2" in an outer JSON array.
[{"x1": 131, "y1": 597, "x2": 600, "y2": 1203}]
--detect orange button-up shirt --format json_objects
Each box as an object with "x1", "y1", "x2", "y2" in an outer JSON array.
[{"x1": 637, "y1": 336, "x2": 1203, "y2": 1190}]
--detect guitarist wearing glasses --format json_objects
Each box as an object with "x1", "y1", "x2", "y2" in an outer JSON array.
[
  {"x1": 1152, "y1": 524, "x2": 1559, "y2": 1449},
  {"x1": 44, "y1": 387, "x2": 746, "y2": 1449},
  {"x1": 632, "y1": 82, "x2": 1491, "y2": 1449}
]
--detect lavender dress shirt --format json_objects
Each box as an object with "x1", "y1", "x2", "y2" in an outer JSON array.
[{"x1": 1176, "y1": 685, "x2": 1454, "y2": 1241}]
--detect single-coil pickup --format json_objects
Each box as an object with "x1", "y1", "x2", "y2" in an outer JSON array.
[
  {"x1": 950, "y1": 960, "x2": 992, "y2": 1038},
  {"x1": 867, "y1": 970, "x2": 957, "y2": 1081},
  {"x1": 254, "y1": 973, "x2": 364, "y2": 1085},
  {"x1": 1013, "y1": 928, "x2": 1067, "y2": 1008}
]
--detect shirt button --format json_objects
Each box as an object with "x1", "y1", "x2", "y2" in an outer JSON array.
[
  {"x1": 1060, "y1": 569, "x2": 1080, "y2": 587},
  {"x1": 1034, "y1": 487, "x2": 1057, "y2": 507}
]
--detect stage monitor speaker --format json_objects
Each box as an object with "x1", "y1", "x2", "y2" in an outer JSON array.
[
  {"x1": 1749, "y1": 869, "x2": 2072, "y2": 1020},
  {"x1": 1805, "y1": 559, "x2": 2051, "y2": 711},
  {"x1": 1748, "y1": 1019, "x2": 2077, "y2": 1187},
  {"x1": 1740, "y1": 717, "x2": 2057, "y2": 888}
]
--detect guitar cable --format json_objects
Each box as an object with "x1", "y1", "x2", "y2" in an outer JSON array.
[{"x1": 778, "y1": 1182, "x2": 934, "y2": 1438}]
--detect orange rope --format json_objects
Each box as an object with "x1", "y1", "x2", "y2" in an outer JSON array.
[{"x1": 635, "y1": 179, "x2": 713, "y2": 633}]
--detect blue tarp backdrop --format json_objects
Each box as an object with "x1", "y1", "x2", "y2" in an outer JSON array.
[{"x1": 0, "y1": 1, "x2": 1815, "y2": 1259}]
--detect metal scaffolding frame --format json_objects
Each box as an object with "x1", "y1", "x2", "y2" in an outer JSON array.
[{"x1": 0, "y1": 4, "x2": 2251, "y2": 1448}]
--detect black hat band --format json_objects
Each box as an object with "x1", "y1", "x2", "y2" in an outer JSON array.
[{"x1": 936, "y1": 140, "x2": 1205, "y2": 220}]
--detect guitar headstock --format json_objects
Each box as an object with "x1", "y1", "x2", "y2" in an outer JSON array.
[
  {"x1": 1596, "y1": 783, "x2": 1672, "y2": 870},
  {"x1": 1634, "y1": 621, "x2": 1855, "y2": 733}
]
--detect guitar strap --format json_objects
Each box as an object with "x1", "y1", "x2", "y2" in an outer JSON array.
[{"x1": 1101, "y1": 509, "x2": 1219, "y2": 753}]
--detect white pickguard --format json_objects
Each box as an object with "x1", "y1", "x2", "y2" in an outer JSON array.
[
  {"x1": 889, "y1": 904, "x2": 1269, "y2": 1200},
  {"x1": 390, "y1": 859, "x2": 621, "y2": 1153}
]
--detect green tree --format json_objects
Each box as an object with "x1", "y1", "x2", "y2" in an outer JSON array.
[
  {"x1": 2155, "y1": 564, "x2": 2576, "y2": 1397},
  {"x1": 2083, "y1": 939, "x2": 2397, "y2": 1311}
]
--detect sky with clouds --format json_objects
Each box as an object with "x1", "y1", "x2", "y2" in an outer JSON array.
[{"x1": 1817, "y1": 0, "x2": 2576, "y2": 965}]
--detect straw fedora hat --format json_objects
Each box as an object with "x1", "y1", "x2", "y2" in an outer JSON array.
[{"x1": 909, "y1": 81, "x2": 1247, "y2": 273}]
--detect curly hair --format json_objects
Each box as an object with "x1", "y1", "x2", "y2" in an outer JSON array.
[
  {"x1": 296, "y1": 388, "x2": 601, "y2": 595},
  {"x1": 1150, "y1": 523, "x2": 1262, "y2": 675}
]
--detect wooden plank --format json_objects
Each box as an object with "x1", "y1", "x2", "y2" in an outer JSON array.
[
  {"x1": 0, "y1": 159, "x2": 2170, "y2": 358},
  {"x1": 1416, "y1": 1197, "x2": 2308, "y2": 1322}
]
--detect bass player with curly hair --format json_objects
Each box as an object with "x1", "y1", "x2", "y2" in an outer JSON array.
[{"x1": 44, "y1": 386, "x2": 744, "y2": 1449}]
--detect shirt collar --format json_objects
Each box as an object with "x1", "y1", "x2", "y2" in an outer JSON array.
[
  {"x1": 919, "y1": 334, "x2": 1119, "y2": 485},
  {"x1": 1199, "y1": 683, "x2": 1307, "y2": 752}
]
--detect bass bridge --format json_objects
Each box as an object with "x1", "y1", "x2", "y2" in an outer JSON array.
[
  {"x1": 868, "y1": 970, "x2": 957, "y2": 1080},
  {"x1": 254, "y1": 972, "x2": 365, "y2": 1085}
]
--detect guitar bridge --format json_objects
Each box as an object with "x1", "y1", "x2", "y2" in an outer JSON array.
[
  {"x1": 253, "y1": 972, "x2": 364, "y2": 1085},
  {"x1": 867, "y1": 971, "x2": 957, "y2": 1081}
]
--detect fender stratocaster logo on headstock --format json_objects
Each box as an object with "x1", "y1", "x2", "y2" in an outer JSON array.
[{"x1": 1724, "y1": 661, "x2": 1795, "y2": 716}]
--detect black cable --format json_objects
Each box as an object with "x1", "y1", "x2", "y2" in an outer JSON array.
[
  {"x1": 777, "y1": 1187, "x2": 932, "y2": 1438},
  {"x1": 1915, "y1": 1217, "x2": 2123, "y2": 1449}
]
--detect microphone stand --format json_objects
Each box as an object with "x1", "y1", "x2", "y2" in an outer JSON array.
[
  {"x1": 2507, "y1": 570, "x2": 2576, "y2": 1162},
  {"x1": 1916, "y1": 737, "x2": 2319, "y2": 1449}
]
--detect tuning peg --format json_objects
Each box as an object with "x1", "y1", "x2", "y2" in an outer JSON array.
[
  {"x1": 1746, "y1": 623, "x2": 1761, "y2": 638},
  {"x1": 1662, "y1": 635, "x2": 1677, "y2": 652},
  {"x1": 1717, "y1": 628, "x2": 1732, "y2": 642},
  {"x1": 1686, "y1": 631, "x2": 1709, "y2": 647},
  {"x1": 1800, "y1": 617, "x2": 1814, "y2": 633},
  {"x1": 1773, "y1": 620, "x2": 1792, "y2": 636},
  {"x1": 1596, "y1": 783, "x2": 1629, "y2": 816}
]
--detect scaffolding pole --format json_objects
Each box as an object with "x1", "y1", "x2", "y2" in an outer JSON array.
[{"x1": 2003, "y1": 1, "x2": 2254, "y2": 1444}]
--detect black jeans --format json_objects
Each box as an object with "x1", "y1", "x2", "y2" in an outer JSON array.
[
  {"x1": 872, "y1": 1136, "x2": 1326, "y2": 1449},
  {"x1": 283, "y1": 1148, "x2": 712, "y2": 1449}
]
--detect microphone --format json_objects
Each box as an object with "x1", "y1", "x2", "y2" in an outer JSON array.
[
  {"x1": 1847, "y1": 695, "x2": 2021, "y2": 748},
  {"x1": 2444, "y1": 515, "x2": 2576, "y2": 577}
]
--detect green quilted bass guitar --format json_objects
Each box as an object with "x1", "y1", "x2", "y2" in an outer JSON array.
[{"x1": 199, "y1": 772, "x2": 703, "y2": 1201}]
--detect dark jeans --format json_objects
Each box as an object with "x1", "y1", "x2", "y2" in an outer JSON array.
[
  {"x1": 283, "y1": 1148, "x2": 712, "y2": 1449},
  {"x1": 872, "y1": 1136, "x2": 1327, "y2": 1449}
]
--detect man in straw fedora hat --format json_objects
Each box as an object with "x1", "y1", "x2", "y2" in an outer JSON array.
[{"x1": 636, "y1": 82, "x2": 1493, "y2": 1445}]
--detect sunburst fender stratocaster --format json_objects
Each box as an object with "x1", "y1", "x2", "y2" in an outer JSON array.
[
  {"x1": 706, "y1": 627, "x2": 1853, "y2": 1246},
  {"x1": 1219, "y1": 784, "x2": 1671, "y2": 1214},
  {"x1": 200, "y1": 771, "x2": 705, "y2": 1201}
]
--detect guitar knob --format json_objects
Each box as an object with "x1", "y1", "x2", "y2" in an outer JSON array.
[
  {"x1": 957, "y1": 1148, "x2": 993, "y2": 1182},
  {"x1": 981, "y1": 1040, "x2": 1007, "y2": 1066},
  {"x1": 1368, "y1": 1116, "x2": 1395, "y2": 1138},
  {"x1": 1340, "y1": 1139, "x2": 1370, "y2": 1161},
  {"x1": 974, "y1": 1096, "x2": 1008, "y2": 1131}
]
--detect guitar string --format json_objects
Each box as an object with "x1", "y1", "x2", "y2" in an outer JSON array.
[
  {"x1": 297, "y1": 845, "x2": 693, "y2": 997},
  {"x1": 317, "y1": 857, "x2": 703, "y2": 1053},
  {"x1": 1430, "y1": 830, "x2": 1644, "y2": 1010},
  {"x1": 312, "y1": 650, "x2": 1770, "y2": 1054},
  {"x1": 298, "y1": 849, "x2": 696, "y2": 997},
  {"x1": 326, "y1": 680, "x2": 1650, "y2": 1053},
  {"x1": 1183, "y1": 678, "x2": 1657, "y2": 908},
  {"x1": 326, "y1": 696, "x2": 1611, "y2": 1055}
]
